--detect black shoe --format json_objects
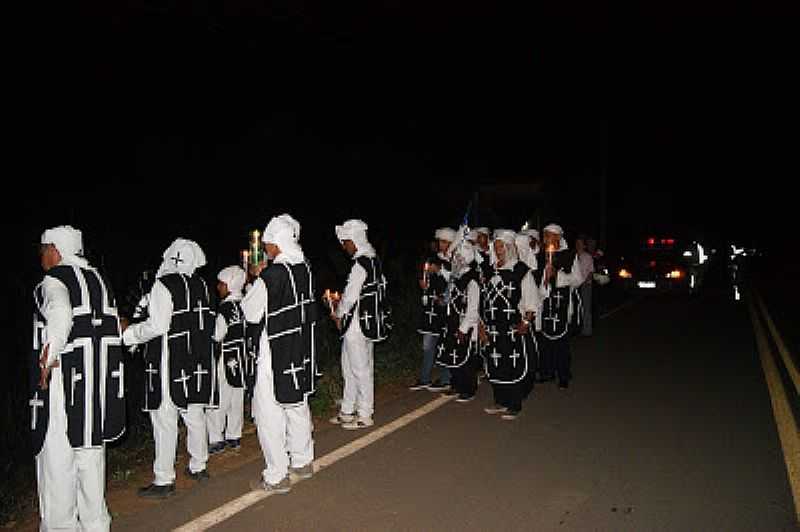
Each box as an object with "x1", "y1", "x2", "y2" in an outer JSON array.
[
  {"x1": 138, "y1": 483, "x2": 175, "y2": 499},
  {"x1": 426, "y1": 380, "x2": 449, "y2": 392},
  {"x1": 455, "y1": 393, "x2": 476, "y2": 403},
  {"x1": 558, "y1": 381, "x2": 569, "y2": 389},
  {"x1": 408, "y1": 380, "x2": 431, "y2": 391},
  {"x1": 185, "y1": 466, "x2": 210, "y2": 481},
  {"x1": 208, "y1": 441, "x2": 226, "y2": 455},
  {"x1": 226, "y1": 438, "x2": 241, "y2": 450}
]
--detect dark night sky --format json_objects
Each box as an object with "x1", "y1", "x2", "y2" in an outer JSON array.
[{"x1": 9, "y1": 4, "x2": 799, "y2": 295}]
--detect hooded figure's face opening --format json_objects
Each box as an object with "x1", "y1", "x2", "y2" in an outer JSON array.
[
  {"x1": 341, "y1": 240, "x2": 357, "y2": 257},
  {"x1": 493, "y1": 239, "x2": 507, "y2": 267},
  {"x1": 39, "y1": 243, "x2": 60, "y2": 272},
  {"x1": 264, "y1": 242, "x2": 280, "y2": 260}
]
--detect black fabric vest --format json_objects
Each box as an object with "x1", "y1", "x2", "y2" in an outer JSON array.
[
  {"x1": 483, "y1": 261, "x2": 535, "y2": 384},
  {"x1": 435, "y1": 268, "x2": 480, "y2": 369},
  {"x1": 261, "y1": 261, "x2": 318, "y2": 405},
  {"x1": 30, "y1": 265, "x2": 126, "y2": 455},
  {"x1": 418, "y1": 264, "x2": 448, "y2": 336},
  {"x1": 340, "y1": 256, "x2": 391, "y2": 342},
  {"x1": 244, "y1": 321, "x2": 262, "y2": 391},
  {"x1": 143, "y1": 273, "x2": 215, "y2": 411},
  {"x1": 219, "y1": 299, "x2": 247, "y2": 388},
  {"x1": 535, "y1": 249, "x2": 579, "y2": 340}
]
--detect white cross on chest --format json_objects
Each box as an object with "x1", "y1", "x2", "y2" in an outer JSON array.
[
  {"x1": 425, "y1": 308, "x2": 437, "y2": 324},
  {"x1": 551, "y1": 291, "x2": 565, "y2": 309},
  {"x1": 490, "y1": 348, "x2": 502, "y2": 367},
  {"x1": 488, "y1": 327, "x2": 499, "y2": 341},
  {"x1": 487, "y1": 304, "x2": 498, "y2": 320},
  {"x1": 227, "y1": 358, "x2": 239, "y2": 376},
  {"x1": 111, "y1": 361, "x2": 124, "y2": 399},
  {"x1": 360, "y1": 311, "x2": 373, "y2": 331},
  {"x1": 30, "y1": 392, "x2": 44, "y2": 430},
  {"x1": 145, "y1": 363, "x2": 158, "y2": 392},
  {"x1": 70, "y1": 367, "x2": 83, "y2": 407},
  {"x1": 174, "y1": 369, "x2": 191, "y2": 398},
  {"x1": 505, "y1": 284, "x2": 517, "y2": 297},
  {"x1": 437, "y1": 342, "x2": 446, "y2": 358},
  {"x1": 194, "y1": 363, "x2": 209, "y2": 393},
  {"x1": 283, "y1": 362, "x2": 304, "y2": 390},
  {"x1": 510, "y1": 349, "x2": 521, "y2": 368},
  {"x1": 544, "y1": 314, "x2": 560, "y2": 328},
  {"x1": 507, "y1": 328, "x2": 517, "y2": 340},
  {"x1": 193, "y1": 299, "x2": 210, "y2": 331}
]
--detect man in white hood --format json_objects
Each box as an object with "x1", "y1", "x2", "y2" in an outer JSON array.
[
  {"x1": 536, "y1": 224, "x2": 585, "y2": 389},
  {"x1": 122, "y1": 238, "x2": 215, "y2": 497},
  {"x1": 206, "y1": 265, "x2": 248, "y2": 455},
  {"x1": 243, "y1": 214, "x2": 317, "y2": 494},
  {"x1": 33, "y1": 225, "x2": 125, "y2": 531},
  {"x1": 329, "y1": 219, "x2": 390, "y2": 429}
]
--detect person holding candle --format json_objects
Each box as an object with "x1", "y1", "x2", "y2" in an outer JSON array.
[
  {"x1": 534, "y1": 224, "x2": 585, "y2": 389},
  {"x1": 206, "y1": 265, "x2": 247, "y2": 455},
  {"x1": 243, "y1": 214, "x2": 318, "y2": 493},
  {"x1": 409, "y1": 227, "x2": 455, "y2": 392},
  {"x1": 31, "y1": 226, "x2": 125, "y2": 531},
  {"x1": 329, "y1": 219, "x2": 390, "y2": 429},
  {"x1": 482, "y1": 229, "x2": 540, "y2": 420}
]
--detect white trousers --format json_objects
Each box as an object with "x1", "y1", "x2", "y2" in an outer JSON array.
[
  {"x1": 206, "y1": 357, "x2": 244, "y2": 443},
  {"x1": 252, "y1": 355, "x2": 313, "y2": 485},
  {"x1": 36, "y1": 367, "x2": 110, "y2": 532},
  {"x1": 150, "y1": 400, "x2": 208, "y2": 485},
  {"x1": 340, "y1": 326, "x2": 374, "y2": 420}
]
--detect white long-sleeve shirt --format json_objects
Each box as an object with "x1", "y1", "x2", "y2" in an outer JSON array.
[
  {"x1": 457, "y1": 279, "x2": 481, "y2": 339},
  {"x1": 39, "y1": 276, "x2": 73, "y2": 366},
  {"x1": 122, "y1": 280, "x2": 174, "y2": 346},
  {"x1": 335, "y1": 260, "x2": 367, "y2": 320}
]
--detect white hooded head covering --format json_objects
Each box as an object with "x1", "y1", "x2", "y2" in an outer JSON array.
[
  {"x1": 492, "y1": 229, "x2": 519, "y2": 268},
  {"x1": 335, "y1": 219, "x2": 376, "y2": 258},
  {"x1": 449, "y1": 240, "x2": 476, "y2": 278},
  {"x1": 543, "y1": 223, "x2": 569, "y2": 250},
  {"x1": 217, "y1": 265, "x2": 246, "y2": 299},
  {"x1": 515, "y1": 233, "x2": 538, "y2": 270},
  {"x1": 465, "y1": 229, "x2": 479, "y2": 243},
  {"x1": 263, "y1": 213, "x2": 305, "y2": 264},
  {"x1": 41, "y1": 225, "x2": 89, "y2": 268},
  {"x1": 519, "y1": 228, "x2": 541, "y2": 254},
  {"x1": 434, "y1": 227, "x2": 457, "y2": 243},
  {"x1": 157, "y1": 238, "x2": 206, "y2": 277}
]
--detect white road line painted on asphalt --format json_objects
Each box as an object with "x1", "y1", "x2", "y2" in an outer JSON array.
[
  {"x1": 748, "y1": 295, "x2": 800, "y2": 524},
  {"x1": 173, "y1": 394, "x2": 455, "y2": 532},
  {"x1": 755, "y1": 290, "x2": 800, "y2": 395}
]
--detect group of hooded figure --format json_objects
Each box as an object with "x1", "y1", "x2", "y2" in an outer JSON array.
[
  {"x1": 413, "y1": 224, "x2": 586, "y2": 419},
  {"x1": 29, "y1": 214, "x2": 392, "y2": 530}
]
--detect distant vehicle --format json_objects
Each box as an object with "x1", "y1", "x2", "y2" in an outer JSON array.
[{"x1": 616, "y1": 236, "x2": 691, "y2": 293}]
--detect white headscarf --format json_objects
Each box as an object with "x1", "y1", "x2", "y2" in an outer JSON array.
[
  {"x1": 449, "y1": 240, "x2": 476, "y2": 279},
  {"x1": 157, "y1": 238, "x2": 206, "y2": 277},
  {"x1": 217, "y1": 265, "x2": 246, "y2": 299},
  {"x1": 516, "y1": 234, "x2": 538, "y2": 270},
  {"x1": 543, "y1": 223, "x2": 569, "y2": 250},
  {"x1": 41, "y1": 225, "x2": 89, "y2": 268},
  {"x1": 263, "y1": 213, "x2": 305, "y2": 264},
  {"x1": 519, "y1": 228, "x2": 541, "y2": 254},
  {"x1": 335, "y1": 219, "x2": 376, "y2": 258},
  {"x1": 434, "y1": 227, "x2": 456, "y2": 243},
  {"x1": 492, "y1": 229, "x2": 519, "y2": 268}
]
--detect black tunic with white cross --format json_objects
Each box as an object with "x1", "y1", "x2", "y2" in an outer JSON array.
[
  {"x1": 340, "y1": 256, "x2": 391, "y2": 342},
  {"x1": 417, "y1": 260, "x2": 448, "y2": 336},
  {"x1": 143, "y1": 273, "x2": 215, "y2": 411},
  {"x1": 483, "y1": 262, "x2": 537, "y2": 385},
  {"x1": 29, "y1": 265, "x2": 126, "y2": 455},
  {"x1": 219, "y1": 300, "x2": 246, "y2": 389},
  {"x1": 434, "y1": 268, "x2": 481, "y2": 369},
  {"x1": 534, "y1": 249, "x2": 578, "y2": 340},
  {"x1": 261, "y1": 261, "x2": 319, "y2": 405},
  {"x1": 244, "y1": 321, "x2": 262, "y2": 391}
]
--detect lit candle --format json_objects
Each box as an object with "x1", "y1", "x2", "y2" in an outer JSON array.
[
  {"x1": 324, "y1": 289, "x2": 333, "y2": 313},
  {"x1": 241, "y1": 249, "x2": 250, "y2": 272},
  {"x1": 547, "y1": 244, "x2": 555, "y2": 266},
  {"x1": 250, "y1": 230, "x2": 261, "y2": 264},
  {"x1": 423, "y1": 262, "x2": 429, "y2": 285}
]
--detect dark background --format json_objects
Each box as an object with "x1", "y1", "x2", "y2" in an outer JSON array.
[{"x1": 4, "y1": 0, "x2": 798, "y2": 520}]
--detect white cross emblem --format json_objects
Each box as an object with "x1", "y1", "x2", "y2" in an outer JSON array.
[
  {"x1": 425, "y1": 308, "x2": 437, "y2": 324},
  {"x1": 283, "y1": 362, "x2": 304, "y2": 390},
  {"x1": 552, "y1": 291, "x2": 564, "y2": 309},
  {"x1": 145, "y1": 363, "x2": 158, "y2": 392},
  {"x1": 502, "y1": 307, "x2": 517, "y2": 319},
  {"x1": 510, "y1": 349, "x2": 521, "y2": 368},
  {"x1": 490, "y1": 349, "x2": 502, "y2": 367},
  {"x1": 29, "y1": 392, "x2": 44, "y2": 430},
  {"x1": 505, "y1": 284, "x2": 517, "y2": 297},
  {"x1": 111, "y1": 360, "x2": 125, "y2": 399},
  {"x1": 70, "y1": 367, "x2": 83, "y2": 407},
  {"x1": 450, "y1": 349, "x2": 459, "y2": 365},
  {"x1": 437, "y1": 343, "x2": 446, "y2": 358},
  {"x1": 227, "y1": 358, "x2": 239, "y2": 376},
  {"x1": 174, "y1": 369, "x2": 191, "y2": 398},
  {"x1": 194, "y1": 363, "x2": 209, "y2": 393},
  {"x1": 487, "y1": 304, "x2": 498, "y2": 320},
  {"x1": 507, "y1": 328, "x2": 517, "y2": 341},
  {"x1": 360, "y1": 311, "x2": 373, "y2": 331},
  {"x1": 488, "y1": 327, "x2": 499, "y2": 342},
  {"x1": 544, "y1": 314, "x2": 560, "y2": 328},
  {"x1": 194, "y1": 299, "x2": 210, "y2": 331}
]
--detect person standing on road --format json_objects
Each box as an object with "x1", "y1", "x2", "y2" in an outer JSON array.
[
  {"x1": 243, "y1": 214, "x2": 318, "y2": 493},
  {"x1": 575, "y1": 235, "x2": 595, "y2": 337}
]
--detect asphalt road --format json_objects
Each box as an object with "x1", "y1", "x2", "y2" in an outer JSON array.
[{"x1": 112, "y1": 284, "x2": 798, "y2": 531}]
